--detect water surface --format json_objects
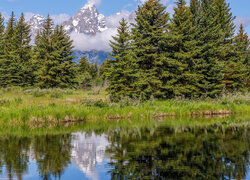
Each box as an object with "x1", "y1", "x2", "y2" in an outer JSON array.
[{"x1": 0, "y1": 125, "x2": 249, "y2": 180}]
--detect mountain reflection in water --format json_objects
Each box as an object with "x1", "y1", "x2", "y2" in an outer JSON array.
[{"x1": 0, "y1": 125, "x2": 249, "y2": 180}]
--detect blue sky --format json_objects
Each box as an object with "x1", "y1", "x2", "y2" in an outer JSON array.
[
  {"x1": 0, "y1": 0, "x2": 249, "y2": 33},
  {"x1": 0, "y1": 0, "x2": 249, "y2": 51}
]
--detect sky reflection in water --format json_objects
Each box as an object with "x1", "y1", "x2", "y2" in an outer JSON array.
[{"x1": 0, "y1": 125, "x2": 249, "y2": 180}]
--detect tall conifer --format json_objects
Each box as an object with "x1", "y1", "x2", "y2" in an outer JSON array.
[
  {"x1": 34, "y1": 15, "x2": 55, "y2": 88},
  {"x1": 108, "y1": 18, "x2": 138, "y2": 101},
  {"x1": 76, "y1": 56, "x2": 92, "y2": 89},
  {"x1": 131, "y1": 0, "x2": 169, "y2": 99},
  {"x1": 223, "y1": 24, "x2": 249, "y2": 91},
  {"x1": 0, "y1": 13, "x2": 5, "y2": 88},
  {"x1": 0, "y1": 12, "x2": 21, "y2": 87},
  {"x1": 193, "y1": 0, "x2": 224, "y2": 97},
  {"x1": 164, "y1": 0, "x2": 200, "y2": 98},
  {"x1": 14, "y1": 13, "x2": 33, "y2": 86},
  {"x1": 51, "y1": 25, "x2": 76, "y2": 88}
]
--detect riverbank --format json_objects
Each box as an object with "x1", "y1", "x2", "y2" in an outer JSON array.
[{"x1": 0, "y1": 87, "x2": 249, "y2": 127}]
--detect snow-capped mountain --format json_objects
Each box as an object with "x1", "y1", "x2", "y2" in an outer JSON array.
[
  {"x1": 28, "y1": 14, "x2": 45, "y2": 36},
  {"x1": 63, "y1": 3, "x2": 107, "y2": 35},
  {"x1": 26, "y1": 2, "x2": 135, "y2": 65}
]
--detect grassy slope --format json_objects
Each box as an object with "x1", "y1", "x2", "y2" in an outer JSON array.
[{"x1": 0, "y1": 88, "x2": 249, "y2": 127}]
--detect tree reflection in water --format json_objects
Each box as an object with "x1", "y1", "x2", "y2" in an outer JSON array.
[
  {"x1": 0, "y1": 134, "x2": 72, "y2": 180},
  {"x1": 106, "y1": 126, "x2": 250, "y2": 180},
  {"x1": 0, "y1": 125, "x2": 249, "y2": 180}
]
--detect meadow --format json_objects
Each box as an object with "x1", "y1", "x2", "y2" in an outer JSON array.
[{"x1": 0, "y1": 87, "x2": 249, "y2": 128}]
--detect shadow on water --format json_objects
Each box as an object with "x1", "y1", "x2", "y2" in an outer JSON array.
[{"x1": 0, "y1": 123, "x2": 249, "y2": 179}]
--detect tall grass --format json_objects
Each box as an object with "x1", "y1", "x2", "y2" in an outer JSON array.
[{"x1": 0, "y1": 87, "x2": 249, "y2": 127}]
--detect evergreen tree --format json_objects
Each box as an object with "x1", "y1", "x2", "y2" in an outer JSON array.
[
  {"x1": 34, "y1": 15, "x2": 54, "y2": 88},
  {"x1": 108, "y1": 18, "x2": 138, "y2": 101},
  {"x1": 35, "y1": 17, "x2": 76, "y2": 88},
  {"x1": 193, "y1": 0, "x2": 225, "y2": 97},
  {"x1": 163, "y1": 0, "x2": 200, "y2": 98},
  {"x1": 0, "y1": 13, "x2": 4, "y2": 56},
  {"x1": 51, "y1": 25, "x2": 76, "y2": 88},
  {"x1": 76, "y1": 56, "x2": 92, "y2": 89},
  {"x1": 98, "y1": 60, "x2": 106, "y2": 80},
  {"x1": 14, "y1": 13, "x2": 33, "y2": 87},
  {"x1": 0, "y1": 14, "x2": 5, "y2": 88},
  {"x1": 90, "y1": 62, "x2": 98, "y2": 79},
  {"x1": 131, "y1": 0, "x2": 170, "y2": 99},
  {"x1": 223, "y1": 24, "x2": 249, "y2": 91},
  {"x1": 0, "y1": 12, "x2": 21, "y2": 87}
]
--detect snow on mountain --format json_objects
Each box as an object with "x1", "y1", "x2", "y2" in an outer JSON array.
[
  {"x1": 63, "y1": 3, "x2": 107, "y2": 35},
  {"x1": 28, "y1": 14, "x2": 45, "y2": 35},
  {"x1": 27, "y1": 2, "x2": 136, "y2": 64}
]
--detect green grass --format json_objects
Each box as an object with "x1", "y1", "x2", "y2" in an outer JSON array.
[
  {"x1": 0, "y1": 87, "x2": 249, "y2": 127},
  {"x1": 0, "y1": 115, "x2": 249, "y2": 137}
]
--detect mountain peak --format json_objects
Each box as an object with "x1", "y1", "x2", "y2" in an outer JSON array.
[
  {"x1": 63, "y1": 3, "x2": 107, "y2": 35},
  {"x1": 81, "y1": 2, "x2": 96, "y2": 10},
  {"x1": 28, "y1": 14, "x2": 45, "y2": 35}
]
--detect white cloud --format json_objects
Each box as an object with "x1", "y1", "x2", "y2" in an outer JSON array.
[
  {"x1": 234, "y1": 16, "x2": 250, "y2": 28},
  {"x1": 2, "y1": 11, "x2": 10, "y2": 20},
  {"x1": 87, "y1": 0, "x2": 102, "y2": 7},
  {"x1": 70, "y1": 28, "x2": 116, "y2": 51},
  {"x1": 105, "y1": 10, "x2": 133, "y2": 28},
  {"x1": 51, "y1": 14, "x2": 70, "y2": 25},
  {"x1": 24, "y1": 12, "x2": 35, "y2": 21}
]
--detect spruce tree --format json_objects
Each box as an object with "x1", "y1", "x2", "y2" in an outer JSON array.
[
  {"x1": 51, "y1": 25, "x2": 76, "y2": 88},
  {"x1": 76, "y1": 56, "x2": 92, "y2": 89},
  {"x1": 163, "y1": 0, "x2": 200, "y2": 98},
  {"x1": 108, "y1": 18, "x2": 138, "y2": 101},
  {"x1": 0, "y1": 13, "x2": 4, "y2": 55},
  {"x1": 98, "y1": 60, "x2": 106, "y2": 80},
  {"x1": 90, "y1": 62, "x2": 98, "y2": 79},
  {"x1": 192, "y1": 0, "x2": 224, "y2": 97},
  {"x1": 34, "y1": 15, "x2": 56, "y2": 88},
  {"x1": 14, "y1": 13, "x2": 33, "y2": 87},
  {"x1": 223, "y1": 24, "x2": 249, "y2": 91},
  {"x1": 0, "y1": 13, "x2": 5, "y2": 88},
  {"x1": 131, "y1": 0, "x2": 169, "y2": 99},
  {"x1": 0, "y1": 12, "x2": 21, "y2": 87}
]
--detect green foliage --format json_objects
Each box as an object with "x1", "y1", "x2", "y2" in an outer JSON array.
[
  {"x1": 163, "y1": 0, "x2": 200, "y2": 98},
  {"x1": 35, "y1": 17, "x2": 76, "y2": 88},
  {"x1": 107, "y1": 18, "x2": 139, "y2": 101},
  {"x1": 107, "y1": 0, "x2": 246, "y2": 100},
  {"x1": 76, "y1": 56, "x2": 92, "y2": 89},
  {"x1": 131, "y1": 0, "x2": 170, "y2": 99},
  {"x1": 0, "y1": 2, "x2": 249, "y2": 99},
  {"x1": 14, "y1": 13, "x2": 33, "y2": 87},
  {"x1": 0, "y1": 12, "x2": 21, "y2": 87}
]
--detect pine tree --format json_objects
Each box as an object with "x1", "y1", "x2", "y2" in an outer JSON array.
[
  {"x1": 51, "y1": 25, "x2": 76, "y2": 88},
  {"x1": 108, "y1": 18, "x2": 138, "y2": 101},
  {"x1": 98, "y1": 60, "x2": 106, "y2": 80},
  {"x1": 0, "y1": 12, "x2": 21, "y2": 87},
  {"x1": 0, "y1": 13, "x2": 4, "y2": 55},
  {"x1": 90, "y1": 62, "x2": 98, "y2": 79},
  {"x1": 223, "y1": 24, "x2": 249, "y2": 91},
  {"x1": 34, "y1": 15, "x2": 57, "y2": 88},
  {"x1": 131, "y1": 0, "x2": 170, "y2": 99},
  {"x1": 14, "y1": 13, "x2": 33, "y2": 87},
  {"x1": 76, "y1": 56, "x2": 92, "y2": 89},
  {"x1": 163, "y1": 0, "x2": 200, "y2": 98},
  {"x1": 213, "y1": 0, "x2": 235, "y2": 42},
  {"x1": 192, "y1": 0, "x2": 225, "y2": 97},
  {"x1": 0, "y1": 13, "x2": 5, "y2": 88}
]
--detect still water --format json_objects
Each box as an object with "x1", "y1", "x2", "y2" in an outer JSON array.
[{"x1": 0, "y1": 125, "x2": 249, "y2": 180}]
